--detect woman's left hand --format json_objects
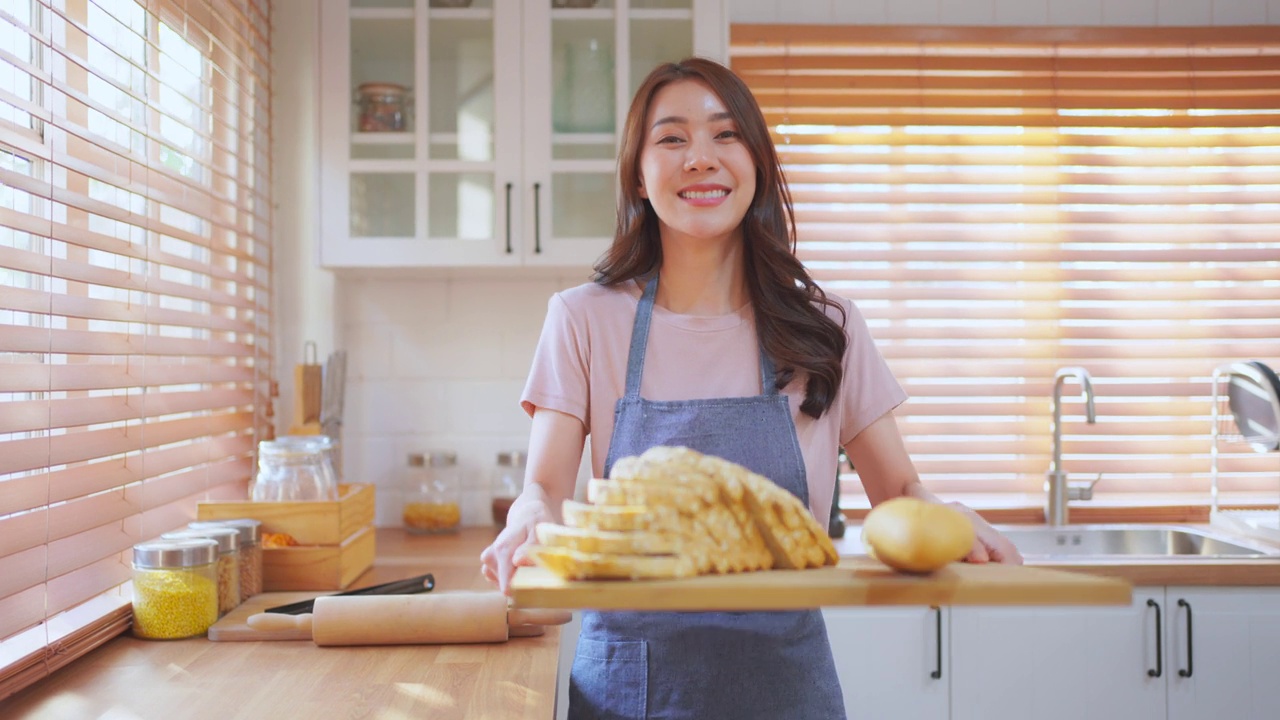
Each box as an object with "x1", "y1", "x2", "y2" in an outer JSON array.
[{"x1": 948, "y1": 502, "x2": 1023, "y2": 565}]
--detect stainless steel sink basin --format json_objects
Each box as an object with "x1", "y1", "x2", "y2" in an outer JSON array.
[{"x1": 996, "y1": 524, "x2": 1279, "y2": 559}]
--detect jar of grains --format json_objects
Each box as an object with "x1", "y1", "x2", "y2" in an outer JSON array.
[
  {"x1": 402, "y1": 451, "x2": 461, "y2": 534},
  {"x1": 131, "y1": 538, "x2": 219, "y2": 640},
  {"x1": 189, "y1": 518, "x2": 262, "y2": 602},
  {"x1": 161, "y1": 527, "x2": 240, "y2": 616},
  {"x1": 491, "y1": 451, "x2": 526, "y2": 528},
  {"x1": 355, "y1": 83, "x2": 410, "y2": 132}
]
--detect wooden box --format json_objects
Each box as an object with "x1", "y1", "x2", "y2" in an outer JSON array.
[{"x1": 197, "y1": 484, "x2": 376, "y2": 590}]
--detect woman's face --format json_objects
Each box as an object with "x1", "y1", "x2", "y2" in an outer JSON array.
[{"x1": 638, "y1": 79, "x2": 756, "y2": 247}]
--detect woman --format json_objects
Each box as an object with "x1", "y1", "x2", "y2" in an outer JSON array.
[{"x1": 481, "y1": 57, "x2": 1022, "y2": 719}]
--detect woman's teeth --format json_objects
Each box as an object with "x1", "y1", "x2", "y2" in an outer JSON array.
[{"x1": 680, "y1": 189, "x2": 728, "y2": 199}]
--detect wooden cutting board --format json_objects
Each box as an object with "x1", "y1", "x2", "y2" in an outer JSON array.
[
  {"x1": 510, "y1": 558, "x2": 1132, "y2": 611},
  {"x1": 209, "y1": 592, "x2": 326, "y2": 641}
]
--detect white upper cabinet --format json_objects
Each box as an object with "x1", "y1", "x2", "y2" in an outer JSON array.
[{"x1": 318, "y1": 0, "x2": 727, "y2": 269}]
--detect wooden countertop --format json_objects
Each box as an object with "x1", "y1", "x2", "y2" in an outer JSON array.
[
  {"x1": 3, "y1": 527, "x2": 556, "y2": 720},
  {"x1": 7, "y1": 519, "x2": 1280, "y2": 719}
]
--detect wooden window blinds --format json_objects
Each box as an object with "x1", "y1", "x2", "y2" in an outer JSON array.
[
  {"x1": 0, "y1": 0, "x2": 272, "y2": 697},
  {"x1": 730, "y1": 26, "x2": 1280, "y2": 497}
]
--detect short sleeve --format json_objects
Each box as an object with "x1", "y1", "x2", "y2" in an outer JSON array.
[
  {"x1": 838, "y1": 298, "x2": 908, "y2": 445},
  {"x1": 520, "y1": 292, "x2": 590, "y2": 428}
]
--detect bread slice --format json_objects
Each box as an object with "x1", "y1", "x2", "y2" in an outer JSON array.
[
  {"x1": 535, "y1": 523, "x2": 680, "y2": 556},
  {"x1": 528, "y1": 545, "x2": 697, "y2": 580}
]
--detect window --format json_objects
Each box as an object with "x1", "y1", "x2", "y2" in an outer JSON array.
[
  {"x1": 731, "y1": 26, "x2": 1280, "y2": 497},
  {"x1": 0, "y1": 0, "x2": 272, "y2": 698}
]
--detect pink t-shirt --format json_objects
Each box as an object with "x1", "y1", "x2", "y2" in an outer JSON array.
[{"x1": 520, "y1": 279, "x2": 908, "y2": 524}]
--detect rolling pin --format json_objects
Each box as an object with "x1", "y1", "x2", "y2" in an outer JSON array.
[{"x1": 246, "y1": 591, "x2": 571, "y2": 646}]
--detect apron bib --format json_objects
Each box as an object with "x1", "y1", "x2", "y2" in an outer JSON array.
[{"x1": 569, "y1": 277, "x2": 846, "y2": 720}]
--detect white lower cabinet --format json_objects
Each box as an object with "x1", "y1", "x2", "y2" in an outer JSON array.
[
  {"x1": 949, "y1": 589, "x2": 1167, "y2": 720},
  {"x1": 823, "y1": 607, "x2": 950, "y2": 719},
  {"x1": 554, "y1": 587, "x2": 1280, "y2": 720},
  {"x1": 1165, "y1": 587, "x2": 1280, "y2": 720}
]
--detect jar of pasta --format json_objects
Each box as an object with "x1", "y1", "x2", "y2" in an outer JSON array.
[
  {"x1": 131, "y1": 538, "x2": 219, "y2": 640},
  {"x1": 491, "y1": 451, "x2": 526, "y2": 528},
  {"x1": 189, "y1": 518, "x2": 262, "y2": 602},
  {"x1": 402, "y1": 451, "x2": 461, "y2": 534},
  {"x1": 161, "y1": 527, "x2": 240, "y2": 617}
]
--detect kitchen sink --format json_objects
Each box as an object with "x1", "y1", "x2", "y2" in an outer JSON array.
[{"x1": 996, "y1": 524, "x2": 1279, "y2": 559}]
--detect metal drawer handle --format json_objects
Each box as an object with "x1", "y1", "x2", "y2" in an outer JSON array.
[
  {"x1": 504, "y1": 182, "x2": 513, "y2": 254},
  {"x1": 533, "y1": 182, "x2": 542, "y2": 254},
  {"x1": 1147, "y1": 599, "x2": 1162, "y2": 678},
  {"x1": 931, "y1": 606, "x2": 942, "y2": 680},
  {"x1": 1177, "y1": 598, "x2": 1193, "y2": 678}
]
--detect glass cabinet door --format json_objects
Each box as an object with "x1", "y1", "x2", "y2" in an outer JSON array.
[
  {"x1": 526, "y1": 0, "x2": 694, "y2": 266},
  {"x1": 323, "y1": 0, "x2": 511, "y2": 266}
]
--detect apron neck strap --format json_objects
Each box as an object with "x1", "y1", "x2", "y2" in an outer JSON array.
[{"x1": 623, "y1": 274, "x2": 778, "y2": 398}]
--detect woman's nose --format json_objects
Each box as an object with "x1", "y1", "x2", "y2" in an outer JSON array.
[{"x1": 683, "y1": 134, "x2": 717, "y2": 172}]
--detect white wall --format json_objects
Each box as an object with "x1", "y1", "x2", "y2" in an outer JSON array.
[
  {"x1": 729, "y1": 0, "x2": 1280, "y2": 24},
  {"x1": 277, "y1": 0, "x2": 1277, "y2": 528}
]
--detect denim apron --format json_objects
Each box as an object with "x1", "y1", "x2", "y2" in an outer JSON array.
[{"x1": 568, "y1": 277, "x2": 847, "y2": 720}]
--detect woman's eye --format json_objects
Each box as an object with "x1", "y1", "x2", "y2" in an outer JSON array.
[
  {"x1": 717, "y1": 130, "x2": 738, "y2": 140},
  {"x1": 657, "y1": 135, "x2": 683, "y2": 144}
]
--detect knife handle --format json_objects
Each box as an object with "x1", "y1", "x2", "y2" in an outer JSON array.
[{"x1": 248, "y1": 612, "x2": 314, "y2": 634}]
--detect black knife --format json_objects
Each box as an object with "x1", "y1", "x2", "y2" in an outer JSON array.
[{"x1": 263, "y1": 572, "x2": 435, "y2": 615}]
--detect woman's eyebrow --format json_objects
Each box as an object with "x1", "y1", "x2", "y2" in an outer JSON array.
[{"x1": 650, "y1": 111, "x2": 734, "y2": 130}]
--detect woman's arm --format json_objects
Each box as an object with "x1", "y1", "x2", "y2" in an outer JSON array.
[
  {"x1": 480, "y1": 407, "x2": 587, "y2": 592},
  {"x1": 844, "y1": 411, "x2": 1023, "y2": 564}
]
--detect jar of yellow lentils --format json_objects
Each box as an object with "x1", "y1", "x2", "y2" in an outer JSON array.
[
  {"x1": 402, "y1": 451, "x2": 461, "y2": 534},
  {"x1": 131, "y1": 538, "x2": 219, "y2": 640},
  {"x1": 162, "y1": 527, "x2": 240, "y2": 617}
]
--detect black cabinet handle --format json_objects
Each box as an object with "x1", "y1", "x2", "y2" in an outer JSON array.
[
  {"x1": 1147, "y1": 599, "x2": 1162, "y2": 678},
  {"x1": 504, "y1": 182, "x2": 513, "y2": 254},
  {"x1": 931, "y1": 606, "x2": 942, "y2": 679},
  {"x1": 1177, "y1": 599, "x2": 1193, "y2": 678},
  {"x1": 533, "y1": 182, "x2": 542, "y2": 254}
]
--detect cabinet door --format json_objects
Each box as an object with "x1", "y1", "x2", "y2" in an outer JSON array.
[
  {"x1": 950, "y1": 590, "x2": 1166, "y2": 720},
  {"x1": 823, "y1": 607, "x2": 949, "y2": 719},
  {"x1": 1166, "y1": 586, "x2": 1280, "y2": 720},
  {"x1": 320, "y1": 0, "x2": 521, "y2": 267},
  {"x1": 521, "y1": 0, "x2": 705, "y2": 267}
]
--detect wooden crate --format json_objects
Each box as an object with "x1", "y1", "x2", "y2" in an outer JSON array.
[
  {"x1": 196, "y1": 483, "x2": 374, "y2": 545},
  {"x1": 197, "y1": 484, "x2": 376, "y2": 590},
  {"x1": 261, "y1": 525, "x2": 376, "y2": 591}
]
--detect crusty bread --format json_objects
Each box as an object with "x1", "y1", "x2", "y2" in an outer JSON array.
[{"x1": 528, "y1": 446, "x2": 837, "y2": 581}]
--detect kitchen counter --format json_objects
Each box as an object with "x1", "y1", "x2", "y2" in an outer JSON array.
[
  {"x1": 3, "y1": 528, "x2": 556, "y2": 720},
  {"x1": 8, "y1": 520, "x2": 1280, "y2": 719}
]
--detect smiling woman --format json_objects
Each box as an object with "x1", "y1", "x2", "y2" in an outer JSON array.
[{"x1": 0, "y1": 0, "x2": 273, "y2": 700}]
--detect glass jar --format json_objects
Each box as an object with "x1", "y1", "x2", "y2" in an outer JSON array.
[
  {"x1": 275, "y1": 435, "x2": 340, "y2": 500},
  {"x1": 491, "y1": 451, "x2": 526, "y2": 528},
  {"x1": 131, "y1": 538, "x2": 219, "y2": 640},
  {"x1": 189, "y1": 519, "x2": 262, "y2": 602},
  {"x1": 161, "y1": 527, "x2": 240, "y2": 617},
  {"x1": 402, "y1": 451, "x2": 461, "y2": 534},
  {"x1": 252, "y1": 439, "x2": 332, "y2": 501},
  {"x1": 355, "y1": 82, "x2": 409, "y2": 132}
]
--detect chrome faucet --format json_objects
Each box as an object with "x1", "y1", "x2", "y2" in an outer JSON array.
[{"x1": 1046, "y1": 367, "x2": 1101, "y2": 526}]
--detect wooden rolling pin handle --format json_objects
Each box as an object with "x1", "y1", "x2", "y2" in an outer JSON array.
[
  {"x1": 311, "y1": 592, "x2": 510, "y2": 646},
  {"x1": 507, "y1": 608, "x2": 572, "y2": 627}
]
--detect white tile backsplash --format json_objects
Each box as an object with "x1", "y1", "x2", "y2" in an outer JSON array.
[
  {"x1": 339, "y1": 274, "x2": 583, "y2": 528},
  {"x1": 994, "y1": 0, "x2": 1049, "y2": 23},
  {"x1": 1049, "y1": 0, "x2": 1103, "y2": 23},
  {"x1": 938, "y1": 0, "x2": 996, "y2": 23},
  {"x1": 1158, "y1": 0, "x2": 1215, "y2": 23},
  {"x1": 830, "y1": 0, "x2": 889, "y2": 23},
  {"x1": 886, "y1": 0, "x2": 942, "y2": 24},
  {"x1": 1102, "y1": 0, "x2": 1160, "y2": 23},
  {"x1": 1213, "y1": 0, "x2": 1269, "y2": 22}
]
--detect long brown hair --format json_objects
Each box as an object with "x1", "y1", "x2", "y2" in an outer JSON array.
[{"x1": 593, "y1": 57, "x2": 847, "y2": 419}]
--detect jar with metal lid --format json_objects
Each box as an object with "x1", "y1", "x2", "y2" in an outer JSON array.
[
  {"x1": 491, "y1": 451, "x2": 526, "y2": 528},
  {"x1": 402, "y1": 451, "x2": 461, "y2": 534},
  {"x1": 131, "y1": 538, "x2": 219, "y2": 640},
  {"x1": 252, "y1": 439, "x2": 333, "y2": 502},
  {"x1": 355, "y1": 82, "x2": 410, "y2": 132},
  {"x1": 189, "y1": 519, "x2": 262, "y2": 602},
  {"x1": 161, "y1": 527, "x2": 240, "y2": 616}
]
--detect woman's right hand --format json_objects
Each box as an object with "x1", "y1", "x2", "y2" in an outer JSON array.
[{"x1": 481, "y1": 487, "x2": 556, "y2": 595}]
